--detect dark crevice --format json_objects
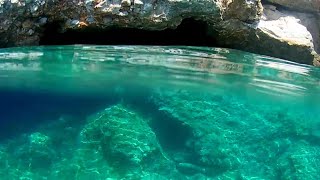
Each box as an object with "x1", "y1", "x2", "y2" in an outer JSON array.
[
  {"x1": 115, "y1": 88, "x2": 225, "y2": 176},
  {"x1": 39, "y1": 18, "x2": 218, "y2": 47},
  {"x1": 121, "y1": 90, "x2": 194, "y2": 152},
  {"x1": 147, "y1": 108, "x2": 194, "y2": 151}
]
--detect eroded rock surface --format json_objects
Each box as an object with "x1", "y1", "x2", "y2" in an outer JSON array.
[
  {"x1": 265, "y1": 0, "x2": 320, "y2": 13},
  {"x1": 261, "y1": 5, "x2": 319, "y2": 63},
  {"x1": 213, "y1": 2, "x2": 320, "y2": 65},
  {"x1": 0, "y1": 0, "x2": 319, "y2": 65}
]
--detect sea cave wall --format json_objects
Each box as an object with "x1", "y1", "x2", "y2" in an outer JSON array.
[{"x1": 0, "y1": 0, "x2": 319, "y2": 66}]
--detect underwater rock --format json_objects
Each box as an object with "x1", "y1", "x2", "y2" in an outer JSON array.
[
  {"x1": 151, "y1": 88, "x2": 320, "y2": 178},
  {"x1": 152, "y1": 90, "x2": 249, "y2": 175},
  {"x1": 0, "y1": 0, "x2": 319, "y2": 65},
  {"x1": 13, "y1": 132, "x2": 55, "y2": 172},
  {"x1": 276, "y1": 140, "x2": 320, "y2": 179},
  {"x1": 80, "y1": 104, "x2": 178, "y2": 178},
  {"x1": 176, "y1": 162, "x2": 205, "y2": 175}
]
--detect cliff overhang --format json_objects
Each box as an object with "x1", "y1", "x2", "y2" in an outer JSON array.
[{"x1": 0, "y1": 0, "x2": 319, "y2": 66}]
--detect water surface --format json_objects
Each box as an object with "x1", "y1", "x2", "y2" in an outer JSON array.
[{"x1": 0, "y1": 45, "x2": 319, "y2": 179}]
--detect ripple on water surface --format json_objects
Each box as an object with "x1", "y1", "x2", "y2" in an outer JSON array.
[{"x1": 0, "y1": 45, "x2": 319, "y2": 179}]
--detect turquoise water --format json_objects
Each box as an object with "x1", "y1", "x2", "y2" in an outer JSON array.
[{"x1": 0, "y1": 45, "x2": 319, "y2": 179}]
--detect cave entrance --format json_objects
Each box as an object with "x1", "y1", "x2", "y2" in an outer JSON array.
[{"x1": 39, "y1": 18, "x2": 218, "y2": 46}]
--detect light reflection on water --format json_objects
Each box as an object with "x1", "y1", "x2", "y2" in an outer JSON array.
[{"x1": 0, "y1": 45, "x2": 318, "y2": 95}]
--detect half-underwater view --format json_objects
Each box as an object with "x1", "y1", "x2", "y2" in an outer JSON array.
[{"x1": 1, "y1": 0, "x2": 320, "y2": 180}]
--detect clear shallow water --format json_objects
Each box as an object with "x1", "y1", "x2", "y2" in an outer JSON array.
[{"x1": 0, "y1": 45, "x2": 319, "y2": 179}]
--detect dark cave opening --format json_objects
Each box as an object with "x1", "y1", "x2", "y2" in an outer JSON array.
[{"x1": 39, "y1": 18, "x2": 218, "y2": 46}]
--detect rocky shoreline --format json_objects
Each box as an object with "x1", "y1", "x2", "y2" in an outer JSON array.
[{"x1": 0, "y1": 0, "x2": 319, "y2": 66}]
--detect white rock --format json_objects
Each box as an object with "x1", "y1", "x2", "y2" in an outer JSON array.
[
  {"x1": 134, "y1": 0, "x2": 143, "y2": 5},
  {"x1": 258, "y1": 6, "x2": 314, "y2": 47},
  {"x1": 11, "y1": 0, "x2": 19, "y2": 4}
]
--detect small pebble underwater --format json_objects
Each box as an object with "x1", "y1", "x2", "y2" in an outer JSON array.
[{"x1": 0, "y1": 45, "x2": 319, "y2": 179}]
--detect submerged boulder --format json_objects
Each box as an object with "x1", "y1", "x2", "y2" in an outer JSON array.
[
  {"x1": 15, "y1": 132, "x2": 55, "y2": 171},
  {"x1": 80, "y1": 104, "x2": 178, "y2": 179},
  {"x1": 0, "y1": 0, "x2": 319, "y2": 65},
  {"x1": 151, "y1": 88, "x2": 320, "y2": 178}
]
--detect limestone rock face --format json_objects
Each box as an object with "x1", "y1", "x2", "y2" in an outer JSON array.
[
  {"x1": 212, "y1": 3, "x2": 320, "y2": 65},
  {"x1": 222, "y1": 0, "x2": 263, "y2": 23},
  {"x1": 0, "y1": 0, "x2": 221, "y2": 47},
  {"x1": 265, "y1": 0, "x2": 320, "y2": 13},
  {"x1": 0, "y1": 0, "x2": 319, "y2": 66},
  {"x1": 213, "y1": 2, "x2": 319, "y2": 64},
  {"x1": 260, "y1": 5, "x2": 319, "y2": 63}
]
